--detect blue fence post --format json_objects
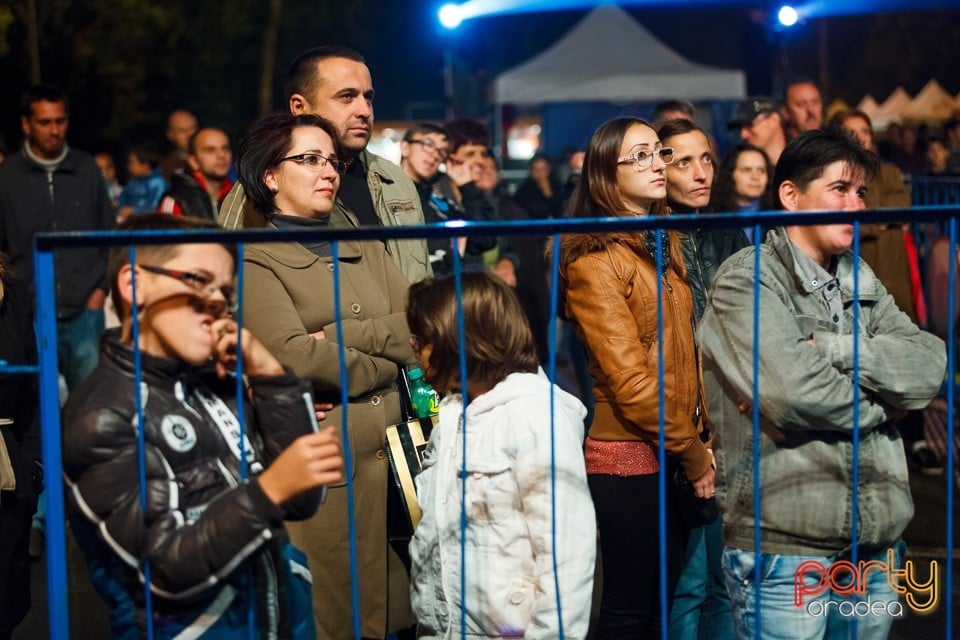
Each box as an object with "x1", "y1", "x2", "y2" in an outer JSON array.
[
  {"x1": 34, "y1": 245, "x2": 69, "y2": 640},
  {"x1": 29, "y1": 203, "x2": 960, "y2": 638}
]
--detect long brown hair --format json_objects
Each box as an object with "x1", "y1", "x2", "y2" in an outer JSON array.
[
  {"x1": 567, "y1": 117, "x2": 683, "y2": 276},
  {"x1": 570, "y1": 117, "x2": 668, "y2": 219}
]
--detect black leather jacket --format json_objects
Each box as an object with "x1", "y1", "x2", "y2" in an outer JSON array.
[
  {"x1": 62, "y1": 329, "x2": 323, "y2": 637},
  {"x1": 680, "y1": 228, "x2": 749, "y2": 319},
  {"x1": 162, "y1": 170, "x2": 218, "y2": 220}
]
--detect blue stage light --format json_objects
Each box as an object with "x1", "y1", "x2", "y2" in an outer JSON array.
[
  {"x1": 439, "y1": 3, "x2": 464, "y2": 29},
  {"x1": 777, "y1": 5, "x2": 799, "y2": 27}
]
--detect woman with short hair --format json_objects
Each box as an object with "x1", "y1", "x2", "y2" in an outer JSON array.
[{"x1": 236, "y1": 113, "x2": 418, "y2": 639}]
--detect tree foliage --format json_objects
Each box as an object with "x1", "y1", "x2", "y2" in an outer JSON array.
[{"x1": 0, "y1": 0, "x2": 375, "y2": 155}]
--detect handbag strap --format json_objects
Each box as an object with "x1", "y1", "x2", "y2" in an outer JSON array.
[{"x1": 395, "y1": 364, "x2": 415, "y2": 423}]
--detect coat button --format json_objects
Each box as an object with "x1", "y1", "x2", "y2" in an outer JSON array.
[
  {"x1": 351, "y1": 303, "x2": 361, "y2": 314},
  {"x1": 371, "y1": 395, "x2": 381, "y2": 406},
  {"x1": 509, "y1": 590, "x2": 525, "y2": 605},
  {"x1": 376, "y1": 449, "x2": 386, "y2": 460},
  {"x1": 326, "y1": 263, "x2": 335, "y2": 271}
]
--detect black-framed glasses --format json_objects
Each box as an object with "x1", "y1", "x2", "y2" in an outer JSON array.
[
  {"x1": 139, "y1": 264, "x2": 237, "y2": 317},
  {"x1": 280, "y1": 152, "x2": 343, "y2": 173},
  {"x1": 617, "y1": 147, "x2": 675, "y2": 170},
  {"x1": 408, "y1": 138, "x2": 450, "y2": 162}
]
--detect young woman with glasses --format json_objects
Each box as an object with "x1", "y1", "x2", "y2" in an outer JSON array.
[{"x1": 553, "y1": 117, "x2": 714, "y2": 638}]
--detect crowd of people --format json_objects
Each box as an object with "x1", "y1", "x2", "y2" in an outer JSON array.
[{"x1": 0, "y1": 44, "x2": 956, "y2": 640}]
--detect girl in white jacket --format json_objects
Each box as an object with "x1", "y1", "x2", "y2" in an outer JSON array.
[{"x1": 406, "y1": 272, "x2": 596, "y2": 639}]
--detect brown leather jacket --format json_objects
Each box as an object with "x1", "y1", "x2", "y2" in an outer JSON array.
[{"x1": 557, "y1": 231, "x2": 711, "y2": 481}]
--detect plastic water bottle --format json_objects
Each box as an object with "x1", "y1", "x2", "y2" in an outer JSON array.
[{"x1": 408, "y1": 367, "x2": 439, "y2": 418}]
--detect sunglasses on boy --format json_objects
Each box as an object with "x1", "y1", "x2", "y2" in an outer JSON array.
[{"x1": 139, "y1": 264, "x2": 237, "y2": 318}]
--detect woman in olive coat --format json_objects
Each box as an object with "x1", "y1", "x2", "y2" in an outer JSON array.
[{"x1": 236, "y1": 113, "x2": 416, "y2": 639}]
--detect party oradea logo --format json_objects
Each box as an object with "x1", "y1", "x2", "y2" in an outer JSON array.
[{"x1": 793, "y1": 549, "x2": 938, "y2": 618}]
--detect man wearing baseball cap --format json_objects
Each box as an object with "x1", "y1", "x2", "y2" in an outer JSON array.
[{"x1": 727, "y1": 97, "x2": 787, "y2": 164}]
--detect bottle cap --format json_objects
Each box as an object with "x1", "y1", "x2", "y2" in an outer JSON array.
[{"x1": 408, "y1": 367, "x2": 423, "y2": 380}]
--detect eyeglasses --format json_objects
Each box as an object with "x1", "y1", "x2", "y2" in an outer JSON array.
[
  {"x1": 139, "y1": 264, "x2": 237, "y2": 317},
  {"x1": 408, "y1": 138, "x2": 450, "y2": 162},
  {"x1": 617, "y1": 147, "x2": 675, "y2": 170},
  {"x1": 280, "y1": 152, "x2": 343, "y2": 173}
]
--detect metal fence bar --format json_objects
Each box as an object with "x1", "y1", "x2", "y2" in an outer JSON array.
[
  {"x1": 32, "y1": 202, "x2": 960, "y2": 638},
  {"x1": 850, "y1": 222, "x2": 862, "y2": 638},
  {"x1": 750, "y1": 223, "x2": 763, "y2": 640},
  {"x1": 655, "y1": 229, "x2": 669, "y2": 640},
  {"x1": 128, "y1": 245, "x2": 156, "y2": 639},
  {"x1": 34, "y1": 244, "x2": 69, "y2": 640},
  {"x1": 946, "y1": 218, "x2": 957, "y2": 640}
]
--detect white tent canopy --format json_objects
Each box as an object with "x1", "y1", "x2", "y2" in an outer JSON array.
[
  {"x1": 857, "y1": 94, "x2": 880, "y2": 118},
  {"x1": 492, "y1": 4, "x2": 745, "y2": 105},
  {"x1": 856, "y1": 82, "x2": 960, "y2": 128},
  {"x1": 874, "y1": 87, "x2": 913, "y2": 120},
  {"x1": 901, "y1": 79, "x2": 958, "y2": 120}
]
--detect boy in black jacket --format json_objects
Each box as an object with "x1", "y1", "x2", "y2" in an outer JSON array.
[{"x1": 62, "y1": 214, "x2": 343, "y2": 638}]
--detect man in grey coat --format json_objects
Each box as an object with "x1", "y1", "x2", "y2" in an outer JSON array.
[
  {"x1": 219, "y1": 45, "x2": 430, "y2": 283},
  {"x1": 698, "y1": 128, "x2": 946, "y2": 640}
]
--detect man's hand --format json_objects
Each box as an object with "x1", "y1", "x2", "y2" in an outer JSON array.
[
  {"x1": 444, "y1": 157, "x2": 477, "y2": 187},
  {"x1": 257, "y1": 427, "x2": 344, "y2": 505}
]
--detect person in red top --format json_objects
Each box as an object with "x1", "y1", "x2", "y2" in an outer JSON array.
[{"x1": 158, "y1": 128, "x2": 233, "y2": 220}]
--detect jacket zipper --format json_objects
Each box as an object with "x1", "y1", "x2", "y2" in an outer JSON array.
[
  {"x1": 689, "y1": 233, "x2": 706, "y2": 302},
  {"x1": 261, "y1": 553, "x2": 279, "y2": 640}
]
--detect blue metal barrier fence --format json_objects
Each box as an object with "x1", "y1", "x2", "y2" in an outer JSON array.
[{"x1": 31, "y1": 203, "x2": 959, "y2": 639}]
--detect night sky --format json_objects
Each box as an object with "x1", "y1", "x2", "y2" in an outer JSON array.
[
  {"x1": 1, "y1": 0, "x2": 957, "y2": 153},
  {"x1": 364, "y1": 1, "x2": 960, "y2": 120}
]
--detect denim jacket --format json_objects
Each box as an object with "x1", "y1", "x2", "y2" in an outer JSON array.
[{"x1": 698, "y1": 227, "x2": 945, "y2": 555}]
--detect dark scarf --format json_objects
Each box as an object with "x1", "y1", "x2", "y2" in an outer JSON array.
[{"x1": 268, "y1": 212, "x2": 332, "y2": 257}]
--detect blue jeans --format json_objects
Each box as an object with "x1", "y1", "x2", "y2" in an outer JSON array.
[
  {"x1": 669, "y1": 517, "x2": 734, "y2": 640},
  {"x1": 57, "y1": 309, "x2": 104, "y2": 391},
  {"x1": 722, "y1": 542, "x2": 906, "y2": 640}
]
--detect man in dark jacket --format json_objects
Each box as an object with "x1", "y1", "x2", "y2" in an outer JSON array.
[
  {"x1": 158, "y1": 127, "x2": 234, "y2": 220},
  {"x1": 0, "y1": 84, "x2": 115, "y2": 390}
]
